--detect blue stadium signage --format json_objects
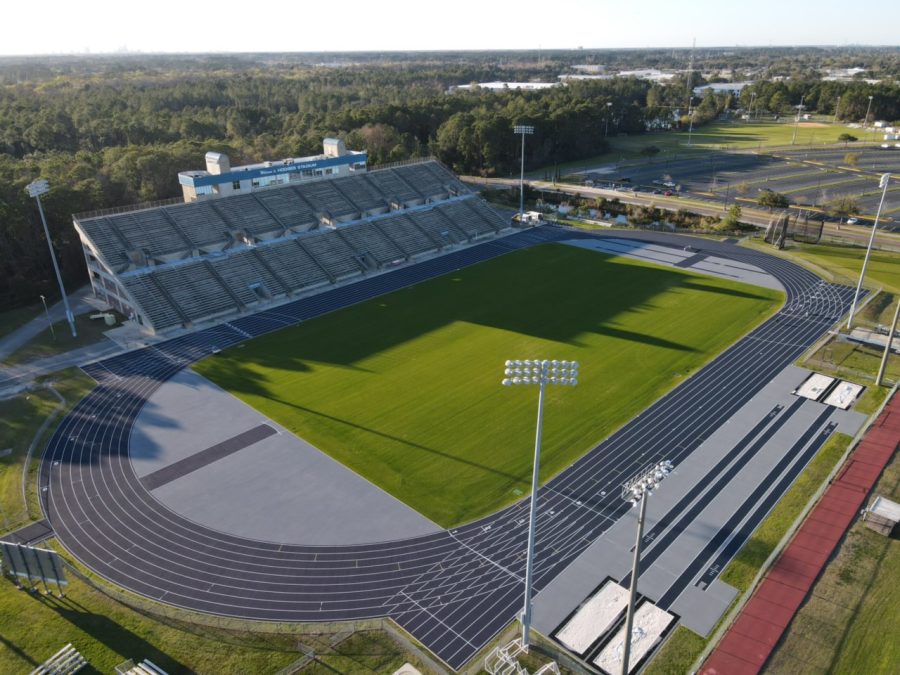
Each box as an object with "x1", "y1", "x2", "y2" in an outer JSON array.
[{"x1": 180, "y1": 153, "x2": 367, "y2": 188}]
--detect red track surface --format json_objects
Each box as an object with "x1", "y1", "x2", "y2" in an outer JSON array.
[{"x1": 701, "y1": 394, "x2": 900, "y2": 675}]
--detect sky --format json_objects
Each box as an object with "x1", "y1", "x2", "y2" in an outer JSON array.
[{"x1": 0, "y1": 0, "x2": 895, "y2": 56}]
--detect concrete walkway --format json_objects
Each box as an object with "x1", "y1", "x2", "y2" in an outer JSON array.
[{"x1": 0, "y1": 286, "x2": 95, "y2": 362}]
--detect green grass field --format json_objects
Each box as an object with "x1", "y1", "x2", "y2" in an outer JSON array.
[
  {"x1": 531, "y1": 120, "x2": 883, "y2": 177},
  {"x1": 196, "y1": 244, "x2": 780, "y2": 527}
]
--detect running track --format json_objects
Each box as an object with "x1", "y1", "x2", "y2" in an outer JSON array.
[{"x1": 40, "y1": 227, "x2": 858, "y2": 670}]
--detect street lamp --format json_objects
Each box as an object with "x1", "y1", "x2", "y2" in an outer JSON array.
[
  {"x1": 514, "y1": 125, "x2": 534, "y2": 224},
  {"x1": 863, "y1": 95, "x2": 874, "y2": 129},
  {"x1": 26, "y1": 179, "x2": 76, "y2": 338},
  {"x1": 605, "y1": 102, "x2": 613, "y2": 138},
  {"x1": 620, "y1": 460, "x2": 674, "y2": 675},
  {"x1": 502, "y1": 358, "x2": 579, "y2": 650},
  {"x1": 791, "y1": 95, "x2": 805, "y2": 146},
  {"x1": 848, "y1": 173, "x2": 892, "y2": 330},
  {"x1": 39, "y1": 294, "x2": 56, "y2": 342},
  {"x1": 688, "y1": 96, "x2": 696, "y2": 147}
]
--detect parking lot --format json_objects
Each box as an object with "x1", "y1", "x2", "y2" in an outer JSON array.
[{"x1": 577, "y1": 147, "x2": 900, "y2": 227}]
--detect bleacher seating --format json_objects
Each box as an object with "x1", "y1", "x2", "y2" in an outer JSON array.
[
  {"x1": 78, "y1": 217, "x2": 132, "y2": 271},
  {"x1": 78, "y1": 161, "x2": 508, "y2": 333},
  {"x1": 120, "y1": 275, "x2": 184, "y2": 332},
  {"x1": 212, "y1": 195, "x2": 283, "y2": 238},
  {"x1": 255, "y1": 188, "x2": 318, "y2": 232},
  {"x1": 376, "y1": 215, "x2": 439, "y2": 258},
  {"x1": 256, "y1": 240, "x2": 330, "y2": 289},
  {"x1": 336, "y1": 222, "x2": 405, "y2": 265},
  {"x1": 363, "y1": 169, "x2": 422, "y2": 206},
  {"x1": 331, "y1": 174, "x2": 389, "y2": 215},
  {"x1": 162, "y1": 202, "x2": 230, "y2": 251},
  {"x1": 295, "y1": 180, "x2": 358, "y2": 221},
  {"x1": 150, "y1": 261, "x2": 238, "y2": 322},
  {"x1": 410, "y1": 208, "x2": 468, "y2": 245},
  {"x1": 393, "y1": 163, "x2": 457, "y2": 201},
  {"x1": 30, "y1": 643, "x2": 86, "y2": 675},
  {"x1": 441, "y1": 200, "x2": 501, "y2": 238},
  {"x1": 108, "y1": 210, "x2": 189, "y2": 260},
  {"x1": 208, "y1": 250, "x2": 287, "y2": 304},
  {"x1": 300, "y1": 232, "x2": 364, "y2": 280}
]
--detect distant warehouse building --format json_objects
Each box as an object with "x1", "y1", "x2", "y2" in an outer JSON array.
[{"x1": 178, "y1": 138, "x2": 367, "y2": 202}]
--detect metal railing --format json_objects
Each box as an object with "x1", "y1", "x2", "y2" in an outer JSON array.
[{"x1": 73, "y1": 196, "x2": 186, "y2": 222}]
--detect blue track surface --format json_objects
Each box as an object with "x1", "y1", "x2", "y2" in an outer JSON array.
[{"x1": 40, "y1": 227, "x2": 857, "y2": 670}]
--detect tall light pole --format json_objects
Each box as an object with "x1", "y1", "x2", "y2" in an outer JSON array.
[
  {"x1": 748, "y1": 92, "x2": 756, "y2": 121},
  {"x1": 847, "y1": 173, "x2": 891, "y2": 330},
  {"x1": 605, "y1": 102, "x2": 613, "y2": 138},
  {"x1": 620, "y1": 460, "x2": 674, "y2": 675},
  {"x1": 39, "y1": 294, "x2": 56, "y2": 342},
  {"x1": 502, "y1": 358, "x2": 579, "y2": 650},
  {"x1": 791, "y1": 95, "x2": 805, "y2": 146},
  {"x1": 876, "y1": 296, "x2": 900, "y2": 387},
  {"x1": 687, "y1": 110, "x2": 696, "y2": 147},
  {"x1": 863, "y1": 95, "x2": 874, "y2": 129},
  {"x1": 514, "y1": 125, "x2": 534, "y2": 224},
  {"x1": 26, "y1": 179, "x2": 76, "y2": 338},
  {"x1": 833, "y1": 94, "x2": 841, "y2": 124}
]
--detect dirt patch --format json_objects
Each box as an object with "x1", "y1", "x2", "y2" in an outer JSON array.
[{"x1": 798, "y1": 122, "x2": 829, "y2": 128}]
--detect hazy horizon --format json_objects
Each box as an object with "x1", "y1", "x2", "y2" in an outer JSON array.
[{"x1": 2, "y1": 0, "x2": 896, "y2": 57}]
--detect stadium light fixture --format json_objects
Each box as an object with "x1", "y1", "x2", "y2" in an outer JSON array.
[
  {"x1": 864, "y1": 95, "x2": 874, "y2": 128},
  {"x1": 605, "y1": 102, "x2": 613, "y2": 137},
  {"x1": 26, "y1": 179, "x2": 77, "y2": 338},
  {"x1": 513, "y1": 125, "x2": 534, "y2": 224},
  {"x1": 848, "y1": 173, "x2": 892, "y2": 330},
  {"x1": 791, "y1": 95, "x2": 805, "y2": 146},
  {"x1": 620, "y1": 460, "x2": 674, "y2": 675},
  {"x1": 502, "y1": 358, "x2": 578, "y2": 650}
]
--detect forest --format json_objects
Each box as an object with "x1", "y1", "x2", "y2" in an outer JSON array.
[{"x1": 1, "y1": 48, "x2": 898, "y2": 309}]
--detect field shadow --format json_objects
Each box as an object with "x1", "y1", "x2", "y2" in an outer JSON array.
[
  {"x1": 197, "y1": 244, "x2": 767, "y2": 397},
  {"x1": 31, "y1": 593, "x2": 190, "y2": 674}
]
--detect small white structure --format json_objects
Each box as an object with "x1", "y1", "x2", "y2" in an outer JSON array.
[{"x1": 864, "y1": 496, "x2": 900, "y2": 536}]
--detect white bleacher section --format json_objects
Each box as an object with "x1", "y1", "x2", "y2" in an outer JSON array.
[
  {"x1": 30, "y1": 643, "x2": 87, "y2": 675},
  {"x1": 76, "y1": 161, "x2": 508, "y2": 333}
]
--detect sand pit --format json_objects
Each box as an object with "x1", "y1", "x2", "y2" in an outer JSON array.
[
  {"x1": 555, "y1": 581, "x2": 629, "y2": 654},
  {"x1": 593, "y1": 602, "x2": 674, "y2": 674}
]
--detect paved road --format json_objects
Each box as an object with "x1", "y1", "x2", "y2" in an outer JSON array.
[
  {"x1": 40, "y1": 227, "x2": 856, "y2": 670},
  {"x1": 0, "y1": 286, "x2": 95, "y2": 363}
]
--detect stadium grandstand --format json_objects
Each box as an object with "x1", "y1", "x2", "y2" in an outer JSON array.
[{"x1": 73, "y1": 160, "x2": 510, "y2": 335}]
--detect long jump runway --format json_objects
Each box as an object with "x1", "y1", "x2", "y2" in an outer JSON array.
[{"x1": 40, "y1": 227, "x2": 859, "y2": 670}]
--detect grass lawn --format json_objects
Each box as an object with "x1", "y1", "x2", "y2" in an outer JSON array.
[
  {"x1": 530, "y1": 121, "x2": 881, "y2": 177},
  {"x1": 645, "y1": 432, "x2": 853, "y2": 675},
  {"x1": 765, "y1": 442, "x2": 900, "y2": 674},
  {"x1": 786, "y1": 243, "x2": 900, "y2": 294},
  {"x1": 195, "y1": 243, "x2": 781, "y2": 527},
  {"x1": 2, "y1": 313, "x2": 120, "y2": 366},
  {"x1": 0, "y1": 369, "x2": 96, "y2": 534},
  {"x1": 0, "y1": 302, "x2": 44, "y2": 341},
  {"x1": 0, "y1": 568, "x2": 300, "y2": 674}
]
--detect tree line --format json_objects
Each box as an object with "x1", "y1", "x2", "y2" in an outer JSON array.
[{"x1": 1, "y1": 54, "x2": 898, "y2": 310}]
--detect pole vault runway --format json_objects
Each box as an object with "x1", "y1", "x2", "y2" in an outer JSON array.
[{"x1": 40, "y1": 227, "x2": 859, "y2": 670}]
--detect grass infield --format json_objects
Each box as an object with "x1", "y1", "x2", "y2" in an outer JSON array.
[{"x1": 195, "y1": 244, "x2": 781, "y2": 527}]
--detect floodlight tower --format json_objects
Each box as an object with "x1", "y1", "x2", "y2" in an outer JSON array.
[
  {"x1": 502, "y1": 359, "x2": 579, "y2": 650},
  {"x1": 605, "y1": 102, "x2": 613, "y2": 137},
  {"x1": 748, "y1": 92, "x2": 756, "y2": 121},
  {"x1": 864, "y1": 95, "x2": 874, "y2": 128},
  {"x1": 620, "y1": 460, "x2": 674, "y2": 675},
  {"x1": 791, "y1": 95, "x2": 805, "y2": 146},
  {"x1": 514, "y1": 125, "x2": 534, "y2": 223},
  {"x1": 847, "y1": 173, "x2": 892, "y2": 330},
  {"x1": 26, "y1": 179, "x2": 77, "y2": 337}
]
